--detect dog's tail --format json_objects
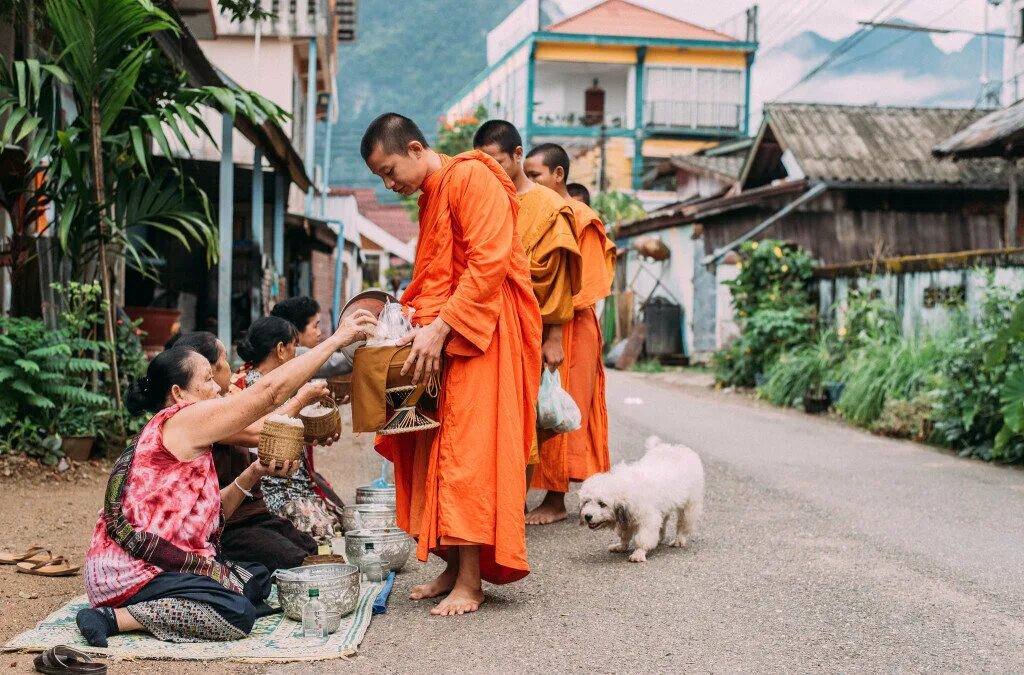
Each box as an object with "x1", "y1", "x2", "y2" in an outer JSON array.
[{"x1": 644, "y1": 435, "x2": 662, "y2": 451}]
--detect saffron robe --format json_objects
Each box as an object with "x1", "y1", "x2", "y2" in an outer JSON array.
[
  {"x1": 518, "y1": 184, "x2": 582, "y2": 465},
  {"x1": 532, "y1": 199, "x2": 615, "y2": 492},
  {"x1": 376, "y1": 151, "x2": 542, "y2": 584},
  {"x1": 518, "y1": 184, "x2": 582, "y2": 326}
]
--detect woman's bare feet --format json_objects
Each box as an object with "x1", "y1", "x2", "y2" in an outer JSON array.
[
  {"x1": 431, "y1": 582, "x2": 485, "y2": 616},
  {"x1": 409, "y1": 561, "x2": 458, "y2": 600},
  {"x1": 525, "y1": 490, "x2": 567, "y2": 525}
]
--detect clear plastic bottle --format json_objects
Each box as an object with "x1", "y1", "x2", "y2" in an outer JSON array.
[
  {"x1": 302, "y1": 588, "x2": 326, "y2": 638},
  {"x1": 359, "y1": 542, "x2": 385, "y2": 583}
]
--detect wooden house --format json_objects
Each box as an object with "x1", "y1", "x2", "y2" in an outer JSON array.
[{"x1": 618, "y1": 103, "x2": 1014, "y2": 360}]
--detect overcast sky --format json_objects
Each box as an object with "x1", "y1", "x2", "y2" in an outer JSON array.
[
  {"x1": 559, "y1": 0, "x2": 1007, "y2": 52},
  {"x1": 554, "y1": 0, "x2": 1010, "y2": 112}
]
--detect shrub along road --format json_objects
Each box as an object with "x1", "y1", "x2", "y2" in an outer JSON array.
[{"x1": 3, "y1": 371, "x2": 1023, "y2": 672}]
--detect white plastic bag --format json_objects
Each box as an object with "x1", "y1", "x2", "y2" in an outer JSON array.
[
  {"x1": 536, "y1": 368, "x2": 581, "y2": 434},
  {"x1": 367, "y1": 300, "x2": 413, "y2": 346}
]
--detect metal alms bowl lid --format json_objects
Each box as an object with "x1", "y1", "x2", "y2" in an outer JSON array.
[{"x1": 339, "y1": 288, "x2": 399, "y2": 361}]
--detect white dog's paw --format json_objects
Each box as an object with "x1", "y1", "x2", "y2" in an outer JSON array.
[
  {"x1": 608, "y1": 542, "x2": 627, "y2": 552},
  {"x1": 628, "y1": 549, "x2": 648, "y2": 562},
  {"x1": 670, "y1": 535, "x2": 688, "y2": 548}
]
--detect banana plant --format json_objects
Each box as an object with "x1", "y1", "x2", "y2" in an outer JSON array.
[{"x1": 0, "y1": 0, "x2": 287, "y2": 413}]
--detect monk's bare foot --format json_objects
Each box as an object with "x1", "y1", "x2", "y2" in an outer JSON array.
[
  {"x1": 430, "y1": 584, "x2": 485, "y2": 616},
  {"x1": 525, "y1": 490, "x2": 567, "y2": 525},
  {"x1": 410, "y1": 565, "x2": 457, "y2": 600}
]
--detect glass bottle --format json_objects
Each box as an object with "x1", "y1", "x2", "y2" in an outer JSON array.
[{"x1": 302, "y1": 588, "x2": 326, "y2": 638}]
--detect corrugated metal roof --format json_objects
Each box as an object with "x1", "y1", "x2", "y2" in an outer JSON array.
[
  {"x1": 766, "y1": 103, "x2": 1006, "y2": 188},
  {"x1": 933, "y1": 98, "x2": 1024, "y2": 159},
  {"x1": 545, "y1": 0, "x2": 736, "y2": 42},
  {"x1": 670, "y1": 154, "x2": 744, "y2": 183}
]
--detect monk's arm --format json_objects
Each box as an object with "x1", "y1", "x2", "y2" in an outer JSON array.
[{"x1": 438, "y1": 163, "x2": 515, "y2": 350}]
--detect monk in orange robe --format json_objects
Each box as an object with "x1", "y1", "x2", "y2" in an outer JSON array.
[
  {"x1": 473, "y1": 120, "x2": 582, "y2": 482},
  {"x1": 361, "y1": 113, "x2": 542, "y2": 616},
  {"x1": 523, "y1": 143, "x2": 616, "y2": 525}
]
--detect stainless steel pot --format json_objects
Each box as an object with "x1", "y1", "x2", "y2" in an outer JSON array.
[
  {"x1": 274, "y1": 563, "x2": 360, "y2": 621},
  {"x1": 344, "y1": 527, "x2": 413, "y2": 572},
  {"x1": 355, "y1": 483, "x2": 396, "y2": 507},
  {"x1": 341, "y1": 503, "x2": 396, "y2": 533}
]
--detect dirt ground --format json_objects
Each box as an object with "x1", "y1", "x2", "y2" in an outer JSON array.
[{"x1": 0, "y1": 406, "x2": 385, "y2": 674}]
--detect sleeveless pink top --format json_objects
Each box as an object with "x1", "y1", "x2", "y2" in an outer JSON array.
[{"x1": 84, "y1": 403, "x2": 221, "y2": 607}]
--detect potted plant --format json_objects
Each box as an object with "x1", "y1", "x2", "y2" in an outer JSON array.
[{"x1": 56, "y1": 406, "x2": 99, "y2": 462}]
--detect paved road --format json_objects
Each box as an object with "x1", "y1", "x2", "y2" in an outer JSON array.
[{"x1": 276, "y1": 371, "x2": 1024, "y2": 674}]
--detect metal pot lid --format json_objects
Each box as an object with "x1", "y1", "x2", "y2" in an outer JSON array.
[{"x1": 339, "y1": 288, "x2": 399, "y2": 361}]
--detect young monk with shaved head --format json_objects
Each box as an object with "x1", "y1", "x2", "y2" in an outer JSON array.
[
  {"x1": 473, "y1": 120, "x2": 581, "y2": 489},
  {"x1": 523, "y1": 143, "x2": 616, "y2": 525},
  {"x1": 360, "y1": 113, "x2": 542, "y2": 615}
]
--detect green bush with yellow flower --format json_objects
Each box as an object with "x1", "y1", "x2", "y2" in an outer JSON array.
[{"x1": 712, "y1": 240, "x2": 815, "y2": 388}]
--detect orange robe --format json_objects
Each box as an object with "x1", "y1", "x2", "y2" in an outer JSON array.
[
  {"x1": 532, "y1": 199, "x2": 615, "y2": 492},
  {"x1": 518, "y1": 184, "x2": 582, "y2": 465},
  {"x1": 376, "y1": 151, "x2": 542, "y2": 585},
  {"x1": 518, "y1": 184, "x2": 582, "y2": 326}
]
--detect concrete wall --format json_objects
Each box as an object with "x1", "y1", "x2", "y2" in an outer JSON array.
[
  {"x1": 819, "y1": 266, "x2": 1024, "y2": 337},
  {"x1": 619, "y1": 225, "x2": 721, "y2": 360}
]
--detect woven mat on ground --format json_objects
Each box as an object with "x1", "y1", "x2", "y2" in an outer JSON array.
[{"x1": 1, "y1": 583, "x2": 384, "y2": 663}]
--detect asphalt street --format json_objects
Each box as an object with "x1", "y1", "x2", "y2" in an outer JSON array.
[{"x1": 273, "y1": 370, "x2": 1024, "y2": 674}]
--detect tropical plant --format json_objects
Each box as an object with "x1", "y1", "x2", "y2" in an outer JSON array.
[
  {"x1": 713, "y1": 240, "x2": 817, "y2": 387},
  {"x1": 725, "y1": 240, "x2": 815, "y2": 319},
  {"x1": 592, "y1": 191, "x2": 646, "y2": 237},
  {"x1": 0, "y1": 314, "x2": 110, "y2": 462},
  {"x1": 835, "y1": 336, "x2": 950, "y2": 428},
  {"x1": 713, "y1": 305, "x2": 814, "y2": 387},
  {"x1": 0, "y1": 0, "x2": 287, "y2": 409},
  {"x1": 760, "y1": 334, "x2": 838, "y2": 407}
]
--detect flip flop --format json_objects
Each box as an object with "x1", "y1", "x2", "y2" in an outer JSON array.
[
  {"x1": 33, "y1": 645, "x2": 106, "y2": 674},
  {"x1": 0, "y1": 546, "x2": 51, "y2": 565},
  {"x1": 16, "y1": 556, "x2": 80, "y2": 577}
]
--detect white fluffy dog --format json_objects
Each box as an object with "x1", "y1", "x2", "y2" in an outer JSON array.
[{"x1": 578, "y1": 436, "x2": 704, "y2": 562}]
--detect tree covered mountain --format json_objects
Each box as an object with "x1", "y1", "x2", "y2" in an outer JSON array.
[{"x1": 323, "y1": 0, "x2": 520, "y2": 193}]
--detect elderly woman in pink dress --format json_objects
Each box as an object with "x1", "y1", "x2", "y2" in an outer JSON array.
[{"x1": 77, "y1": 310, "x2": 376, "y2": 646}]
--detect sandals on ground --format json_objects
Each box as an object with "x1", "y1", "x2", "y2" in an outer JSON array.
[
  {"x1": 33, "y1": 646, "x2": 106, "y2": 674},
  {"x1": 16, "y1": 556, "x2": 81, "y2": 577},
  {"x1": 0, "y1": 546, "x2": 52, "y2": 565}
]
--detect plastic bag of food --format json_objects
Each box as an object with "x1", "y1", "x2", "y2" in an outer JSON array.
[
  {"x1": 536, "y1": 369, "x2": 581, "y2": 434},
  {"x1": 367, "y1": 300, "x2": 413, "y2": 346}
]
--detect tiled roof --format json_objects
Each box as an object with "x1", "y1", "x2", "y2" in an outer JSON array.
[
  {"x1": 545, "y1": 0, "x2": 736, "y2": 42},
  {"x1": 329, "y1": 187, "x2": 419, "y2": 243},
  {"x1": 764, "y1": 103, "x2": 1006, "y2": 189},
  {"x1": 933, "y1": 97, "x2": 1024, "y2": 159}
]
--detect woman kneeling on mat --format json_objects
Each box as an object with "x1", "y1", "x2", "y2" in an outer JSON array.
[{"x1": 78, "y1": 310, "x2": 376, "y2": 646}]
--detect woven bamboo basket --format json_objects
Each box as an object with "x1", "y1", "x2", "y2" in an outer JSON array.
[
  {"x1": 302, "y1": 553, "x2": 346, "y2": 566},
  {"x1": 327, "y1": 374, "x2": 352, "y2": 403},
  {"x1": 299, "y1": 396, "x2": 341, "y2": 444},
  {"x1": 257, "y1": 419, "x2": 304, "y2": 465}
]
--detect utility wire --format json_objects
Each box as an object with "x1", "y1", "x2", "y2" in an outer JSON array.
[
  {"x1": 770, "y1": 0, "x2": 916, "y2": 101},
  {"x1": 833, "y1": 0, "x2": 971, "y2": 69}
]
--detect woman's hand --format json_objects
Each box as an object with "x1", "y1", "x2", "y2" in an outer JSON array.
[
  {"x1": 250, "y1": 458, "x2": 300, "y2": 480},
  {"x1": 332, "y1": 309, "x2": 378, "y2": 348},
  {"x1": 399, "y1": 319, "x2": 450, "y2": 385},
  {"x1": 295, "y1": 380, "x2": 330, "y2": 407}
]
